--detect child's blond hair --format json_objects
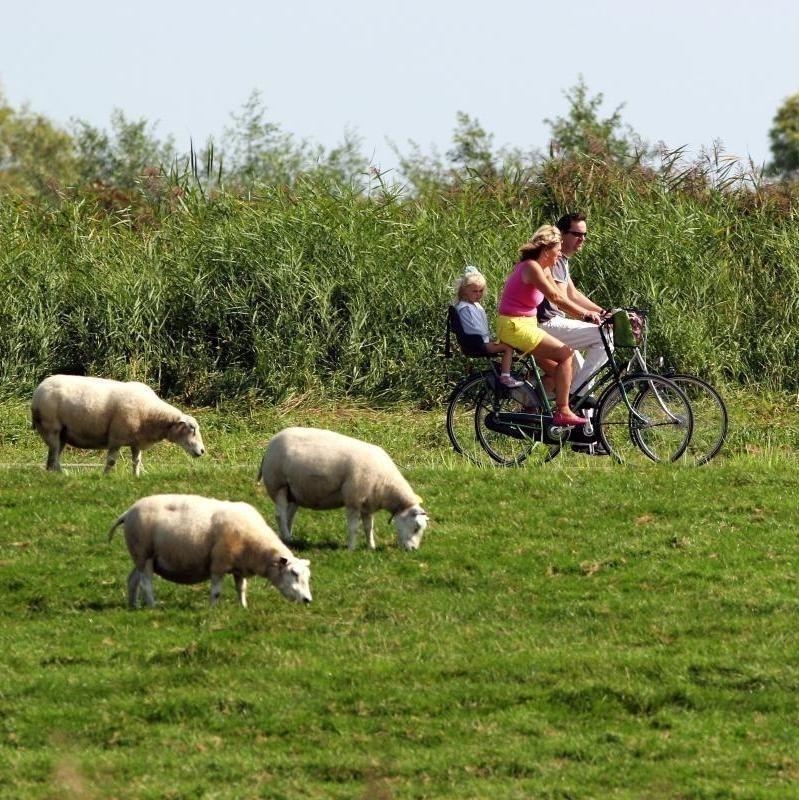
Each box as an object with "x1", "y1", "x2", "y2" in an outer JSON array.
[{"x1": 452, "y1": 265, "x2": 487, "y2": 301}]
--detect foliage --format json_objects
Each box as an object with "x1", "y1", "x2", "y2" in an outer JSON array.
[
  {"x1": 221, "y1": 89, "x2": 368, "y2": 191},
  {"x1": 1, "y1": 80, "x2": 799, "y2": 405},
  {"x1": 445, "y1": 111, "x2": 498, "y2": 179},
  {"x1": 544, "y1": 75, "x2": 653, "y2": 166},
  {"x1": 1, "y1": 149, "x2": 799, "y2": 406},
  {"x1": 766, "y1": 91, "x2": 799, "y2": 178},
  {"x1": 71, "y1": 109, "x2": 178, "y2": 191},
  {"x1": 0, "y1": 90, "x2": 78, "y2": 197},
  {"x1": 393, "y1": 111, "x2": 541, "y2": 193}
]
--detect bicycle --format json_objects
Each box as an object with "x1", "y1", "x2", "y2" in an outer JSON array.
[
  {"x1": 444, "y1": 306, "x2": 694, "y2": 467},
  {"x1": 615, "y1": 309, "x2": 729, "y2": 466}
]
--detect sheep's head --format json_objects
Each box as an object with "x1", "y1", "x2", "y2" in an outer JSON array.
[
  {"x1": 392, "y1": 505, "x2": 428, "y2": 551},
  {"x1": 272, "y1": 556, "x2": 312, "y2": 603},
  {"x1": 169, "y1": 414, "x2": 206, "y2": 458}
]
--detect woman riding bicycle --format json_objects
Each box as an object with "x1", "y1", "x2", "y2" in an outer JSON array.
[{"x1": 497, "y1": 225, "x2": 602, "y2": 428}]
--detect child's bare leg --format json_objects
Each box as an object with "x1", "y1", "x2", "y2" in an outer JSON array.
[
  {"x1": 499, "y1": 344, "x2": 514, "y2": 376},
  {"x1": 486, "y1": 343, "x2": 522, "y2": 387}
]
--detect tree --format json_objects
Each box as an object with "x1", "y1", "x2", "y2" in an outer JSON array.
[
  {"x1": 766, "y1": 92, "x2": 799, "y2": 178},
  {"x1": 0, "y1": 89, "x2": 78, "y2": 196},
  {"x1": 394, "y1": 112, "x2": 513, "y2": 192},
  {"x1": 71, "y1": 109, "x2": 177, "y2": 190},
  {"x1": 544, "y1": 76, "x2": 650, "y2": 164},
  {"x1": 222, "y1": 89, "x2": 367, "y2": 189},
  {"x1": 445, "y1": 112, "x2": 497, "y2": 178}
]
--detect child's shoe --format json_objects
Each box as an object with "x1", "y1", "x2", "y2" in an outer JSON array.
[{"x1": 499, "y1": 374, "x2": 524, "y2": 388}]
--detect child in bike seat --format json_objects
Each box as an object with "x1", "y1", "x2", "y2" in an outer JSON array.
[{"x1": 453, "y1": 266, "x2": 523, "y2": 388}]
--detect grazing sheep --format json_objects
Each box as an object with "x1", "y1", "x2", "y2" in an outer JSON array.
[
  {"x1": 31, "y1": 374, "x2": 205, "y2": 476},
  {"x1": 108, "y1": 494, "x2": 312, "y2": 609},
  {"x1": 258, "y1": 426, "x2": 428, "y2": 551}
]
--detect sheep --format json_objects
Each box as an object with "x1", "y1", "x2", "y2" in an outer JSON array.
[
  {"x1": 258, "y1": 426, "x2": 428, "y2": 551},
  {"x1": 31, "y1": 374, "x2": 206, "y2": 476},
  {"x1": 107, "y1": 494, "x2": 312, "y2": 609}
]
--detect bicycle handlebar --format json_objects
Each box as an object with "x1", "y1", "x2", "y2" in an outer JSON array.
[{"x1": 602, "y1": 306, "x2": 648, "y2": 320}]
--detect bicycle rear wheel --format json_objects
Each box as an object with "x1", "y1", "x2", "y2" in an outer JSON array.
[
  {"x1": 656, "y1": 374, "x2": 728, "y2": 465},
  {"x1": 596, "y1": 374, "x2": 693, "y2": 463},
  {"x1": 446, "y1": 372, "x2": 497, "y2": 466},
  {"x1": 474, "y1": 383, "x2": 562, "y2": 466}
]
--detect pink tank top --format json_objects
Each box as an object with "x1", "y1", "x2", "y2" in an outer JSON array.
[{"x1": 497, "y1": 261, "x2": 544, "y2": 317}]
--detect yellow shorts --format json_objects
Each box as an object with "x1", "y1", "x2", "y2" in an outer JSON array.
[{"x1": 497, "y1": 315, "x2": 545, "y2": 354}]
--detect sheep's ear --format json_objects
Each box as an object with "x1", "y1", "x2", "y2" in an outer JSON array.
[
  {"x1": 168, "y1": 419, "x2": 190, "y2": 439},
  {"x1": 278, "y1": 556, "x2": 289, "y2": 566}
]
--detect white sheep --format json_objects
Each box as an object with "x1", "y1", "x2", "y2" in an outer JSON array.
[
  {"x1": 31, "y1": 374, "x2": 206, "y2": 476},
  {"x1": 258, "y1": 426, "x2": 428, "y2": 551},
  {"x1": 108, "y1": 494, "x2": 312, "y2": 608}
]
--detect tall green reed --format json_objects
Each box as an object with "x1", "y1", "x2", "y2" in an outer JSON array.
[{"x1": 0, "y1": 157, "x2": 797, "y2": 406}]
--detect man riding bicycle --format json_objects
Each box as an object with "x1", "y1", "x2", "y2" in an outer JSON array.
[{"x1": 536, "y1": 212, "x2": 616, "y2": 455}]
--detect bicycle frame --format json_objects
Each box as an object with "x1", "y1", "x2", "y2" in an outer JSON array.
[
  {"x1": 462, "y1": 312, "x2": 669, "y2": 442},
  {"x1": 479, "y1": 362, "x2": 568, "y2": 447},
  {"x1": 563, "y1": 310, "x2": 667, "y2": 428}
]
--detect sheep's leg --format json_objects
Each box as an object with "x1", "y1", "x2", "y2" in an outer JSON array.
[
  {"x1": 285, "y1": 502, "x2": 298, "y2": 539},
  {"x1": 127, "y1": 567, "x2": 141, "y2": 608},
  {"x1": 104, "y1": 447, "x2": 121, "y2": 474},
  {"x1": 362, "y1": 511, "x2": 376, "y2": 550},
  {"x1": 46, "y1": 444, "x2": 61, "y2": 471},
  {"x1": 130, "y1": 446, "x2": 143, "y2": 477},
  {"x1": 43, "y1": 430, "x2": 63, "y2": 471},
  {"x1": 346, "y1": 507, "x2": 362, "y2": 550},
  {"x1": 139, "y1": 561, "x2": 156, "y2": 607},
  {"x1": 234, "y1": 575, "x2": 248, "y2": 608},
  {"x1": 274, "y1": 488, "x2": 294, "y2": 541},
  {"x1": 210, "y1": 574, "x2": 225, "y2": 605}
]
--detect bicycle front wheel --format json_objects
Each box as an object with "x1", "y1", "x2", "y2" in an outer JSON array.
[
  {"x1": 596, "y1": 374, "x2": 693, "y2": 463},
  {"x1": 656, "y1": 374, "x2": 728, "y2": 465}
]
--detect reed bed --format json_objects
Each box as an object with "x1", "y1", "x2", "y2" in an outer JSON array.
[{"x1": 1, "y1": 157, "x2": 797, "y2": 406}]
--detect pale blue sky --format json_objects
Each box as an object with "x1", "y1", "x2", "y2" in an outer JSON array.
[{"x1": 2, "y1": 0, "x2": 797, "y2": 175}]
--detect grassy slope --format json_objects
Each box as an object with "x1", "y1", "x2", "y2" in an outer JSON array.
[{"x1": 1, "y1": 396, "x2": 798, "y2": 799}]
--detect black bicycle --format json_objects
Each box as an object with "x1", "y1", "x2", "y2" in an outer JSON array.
[{"x1": 445, "y1": 307, "x2": 694, "y2": 467}]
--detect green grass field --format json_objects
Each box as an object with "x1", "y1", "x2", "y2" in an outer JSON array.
[{"x1": 2, "y1": 395, "x2": 798, "y2": 799}]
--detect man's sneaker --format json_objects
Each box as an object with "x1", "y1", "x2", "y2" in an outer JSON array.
[
  {"x1": 571, "y1": 442, "x2": 610, "y2": 456},
  {"x1": 499, "y1": 374, "x2": 524, "y2": 388}
]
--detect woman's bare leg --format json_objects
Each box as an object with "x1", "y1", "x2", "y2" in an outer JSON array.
[
  {"x1": 534, "y1": 357, "x2": 558, "y2": 398},
  {"x1": 531, "y1": 334, "x2": 578, "y2": 415}
]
